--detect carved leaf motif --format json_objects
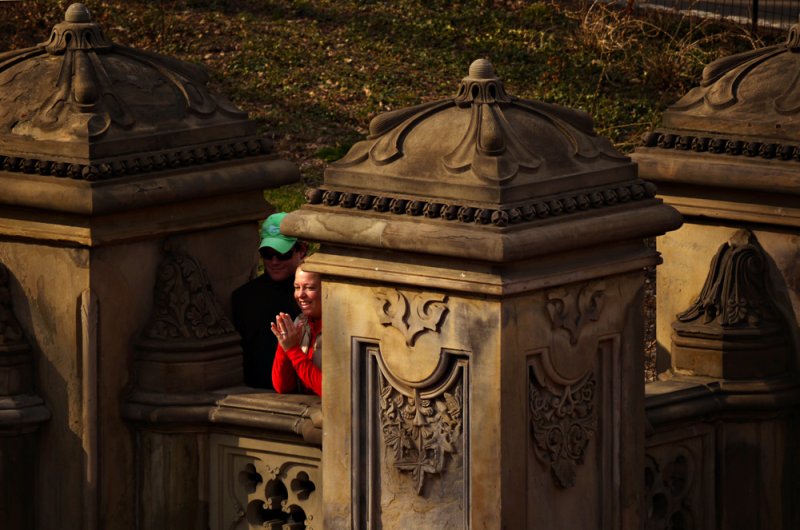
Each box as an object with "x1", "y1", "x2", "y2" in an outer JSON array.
[
  {"x1": 529, "y1": 367, "x2": 596, "y2": 488},
  {"x1": 378, "y1": 377, "x2": 463, "y2": 496},
  {"x1": 143, "y1": 252, "x2": 235, "y2": 341},
  {"x1": 676, "y1": 230, "x2": 783, "y2": 330},
  {"x1": 546, "y1": 282, "x2": 605, "y2": 346},
  {"x1": 375, "y1": 289, "x2": 448, "y2": 347}
]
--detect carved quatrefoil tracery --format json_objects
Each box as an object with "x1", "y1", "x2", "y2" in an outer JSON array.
[{"x1": 235, "y1": 462, "x2": 317, "y2": 530}]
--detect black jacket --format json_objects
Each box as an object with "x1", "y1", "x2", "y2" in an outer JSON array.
[{"x1": 231, "y1": 274, "x2": 299, "y2": 389}]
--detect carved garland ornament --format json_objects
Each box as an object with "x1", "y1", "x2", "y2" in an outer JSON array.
[
  {"x1": 529, "y1": 367, "x2": 597, "y2": 488},
  {"x1": 375, "y1": 288, "x2": 448, "y2": 346},
  {"x1": 142, "y1": 249, "x2": 235, "y2": 341},
  {"x1": 378, "y1": 375, "x2": 463, "y2": 495}
]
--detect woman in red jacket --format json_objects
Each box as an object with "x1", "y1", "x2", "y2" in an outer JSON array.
[{"x1": 270, "y1": 265, "x2": 322, "y2": 396}]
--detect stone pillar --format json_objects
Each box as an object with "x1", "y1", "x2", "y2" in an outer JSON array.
[
  {"x1": 0, "y1": 4, "x2": 299, "y2": 529},
  {"x1": 284, "y1": 59, "x2": 681, "y2": 529},
  {"x1": 632, "y1": 23, "x2": 800, "y2": 530}
]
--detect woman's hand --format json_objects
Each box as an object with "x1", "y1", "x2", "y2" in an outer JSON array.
[{"x1": 270, "y1": 312, "x2": 302, "y2": 350}]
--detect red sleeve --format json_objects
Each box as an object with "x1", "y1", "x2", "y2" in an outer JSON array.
[
  {"x1": 271, "y1": 345, "x2": 297, "y2": 393},
  {"x1": 285, "y1": 345, "x2": 322, "y2": 396}
]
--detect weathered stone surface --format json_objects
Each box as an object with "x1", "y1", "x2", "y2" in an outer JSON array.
[
  {"x1": 285, "y1": 59, "x2": 680, "y2": 529},
  {"x1": 636, "y1": 18, "x2": 800, "y2": 530},
  {"x1": 671, "y1": 229, "x2": 793, "y2": 379},
  {"x1": 209, "y1": 433, "x2": 321, "y2": 530},
  {"x1": 0, "y1": 4, "x2": 300, "y2": 530}
]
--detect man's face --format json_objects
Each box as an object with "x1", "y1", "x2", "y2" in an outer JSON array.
[{"x1": 261, "y1": 245, "x2": 304, "y2": 282}]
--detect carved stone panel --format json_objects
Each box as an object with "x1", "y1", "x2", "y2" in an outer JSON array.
[
  {"x1": 527, "y1": 334, "x2": 625, "y2": 529},
  {"x1": 355, "y1": 342, "x2": 469, "y2": 528},
  {"x1": 378, "y1": 373, "x2": 463, "y2": 495},
  {"x1": 209, "y1": 434, "x2": 322, "y2": 530},
  {"x1": 529, "y1": 365, "x2": 596, "y2": 489}
]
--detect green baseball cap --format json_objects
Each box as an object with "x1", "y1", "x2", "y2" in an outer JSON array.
[{"x1": 259, "y1": 212, "x2": 297, "y2": 254}]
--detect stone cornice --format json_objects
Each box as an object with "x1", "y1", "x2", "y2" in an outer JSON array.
[
  {"x1": 641, "y1": 130, "x2": 800, "y2": 161},
  {"x1": 0, "y1": 136, "x2": 273, "y2": 182},
  {"x1": 305, "y1": 179, "x2": 658, "y2": 228}
]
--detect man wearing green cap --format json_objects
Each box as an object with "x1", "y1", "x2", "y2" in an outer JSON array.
[{"x1": 232, "y1": 212, "x2": 307, "y2": 389}]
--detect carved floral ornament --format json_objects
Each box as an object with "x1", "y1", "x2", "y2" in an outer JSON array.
[
  {"x1": 376, "y1": 353, "x2": 465, "y2": 496},
  {"x1": 546, "y1": 281, "x2": 605, "y2": 346},
  {"x1": 371, "y1": 288, "x2": 463, "y2": 495},
  {"x1": 529, "y1": 364, "x2": 596, "y2": 489},
  {"x1": 527, "y1": 280, "x2": 606, "y2": 489}
]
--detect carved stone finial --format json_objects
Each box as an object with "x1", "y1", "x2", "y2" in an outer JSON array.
[
  {"x1": 467, "y1": 58, "x2": 496, "y2": 80},
  {"x1": 455, "y1": 58, "x2": 510, "y2": 104},
  {"x1": 65, "y1": 3, "x2": 91, "y2": 23},
  {"x1": 672, "y1": 229, "x2": 792, "y2": 379},
  {"x1": 42, "y1": 2, "x2": 112, "y2": 53},
  {"x1": 675, "y1": 230, "x2": 782, "y2": 329}
]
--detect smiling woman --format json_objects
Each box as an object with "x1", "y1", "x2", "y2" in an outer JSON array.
[{"x1": 270, "y1": 264, "x2": 323, "y2": 396}]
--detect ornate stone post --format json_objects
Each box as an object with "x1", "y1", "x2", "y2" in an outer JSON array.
[
  {"x1": 284, "y1": 59, "x2": 681, "y2": 528},
  {"x1": 633, "y1": 22, "x2": 800, "y2": 530},
  {"x1": 0, "y1": 4, "x2": 298, "y2": 529}
]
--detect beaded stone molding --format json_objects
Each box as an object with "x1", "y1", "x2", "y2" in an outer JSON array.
[
  {"x1": 0, "y1": 137, "x2": 272, "y2": 182},
  {"x1": 642, "y1": 130, "x2": 800, "y2": 161},
  {"x1": 306, "y1": 180, "x2": 657, "y2": 227}
]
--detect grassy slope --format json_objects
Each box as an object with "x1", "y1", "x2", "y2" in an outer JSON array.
[{"x1": 1, "y1": 0, "x2": 770, "y2": 210}]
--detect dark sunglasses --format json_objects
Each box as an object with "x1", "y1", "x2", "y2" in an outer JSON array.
[{"x1": 260, "y1": 248, "x2": 295, "y2": 261}]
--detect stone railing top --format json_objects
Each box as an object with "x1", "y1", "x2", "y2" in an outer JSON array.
[
  {"x1": 0, "y1": 3, "x2": 267, "y2": 175},
  {"x1": 124, "y1": 388, "x2": 322, "y2": 446},
  {"x1": 322, "y1": 59, "x2": 635, "y2": 207},
  {"x1": 654, "y1": 18, "x2": 800, "y2": 144}
]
